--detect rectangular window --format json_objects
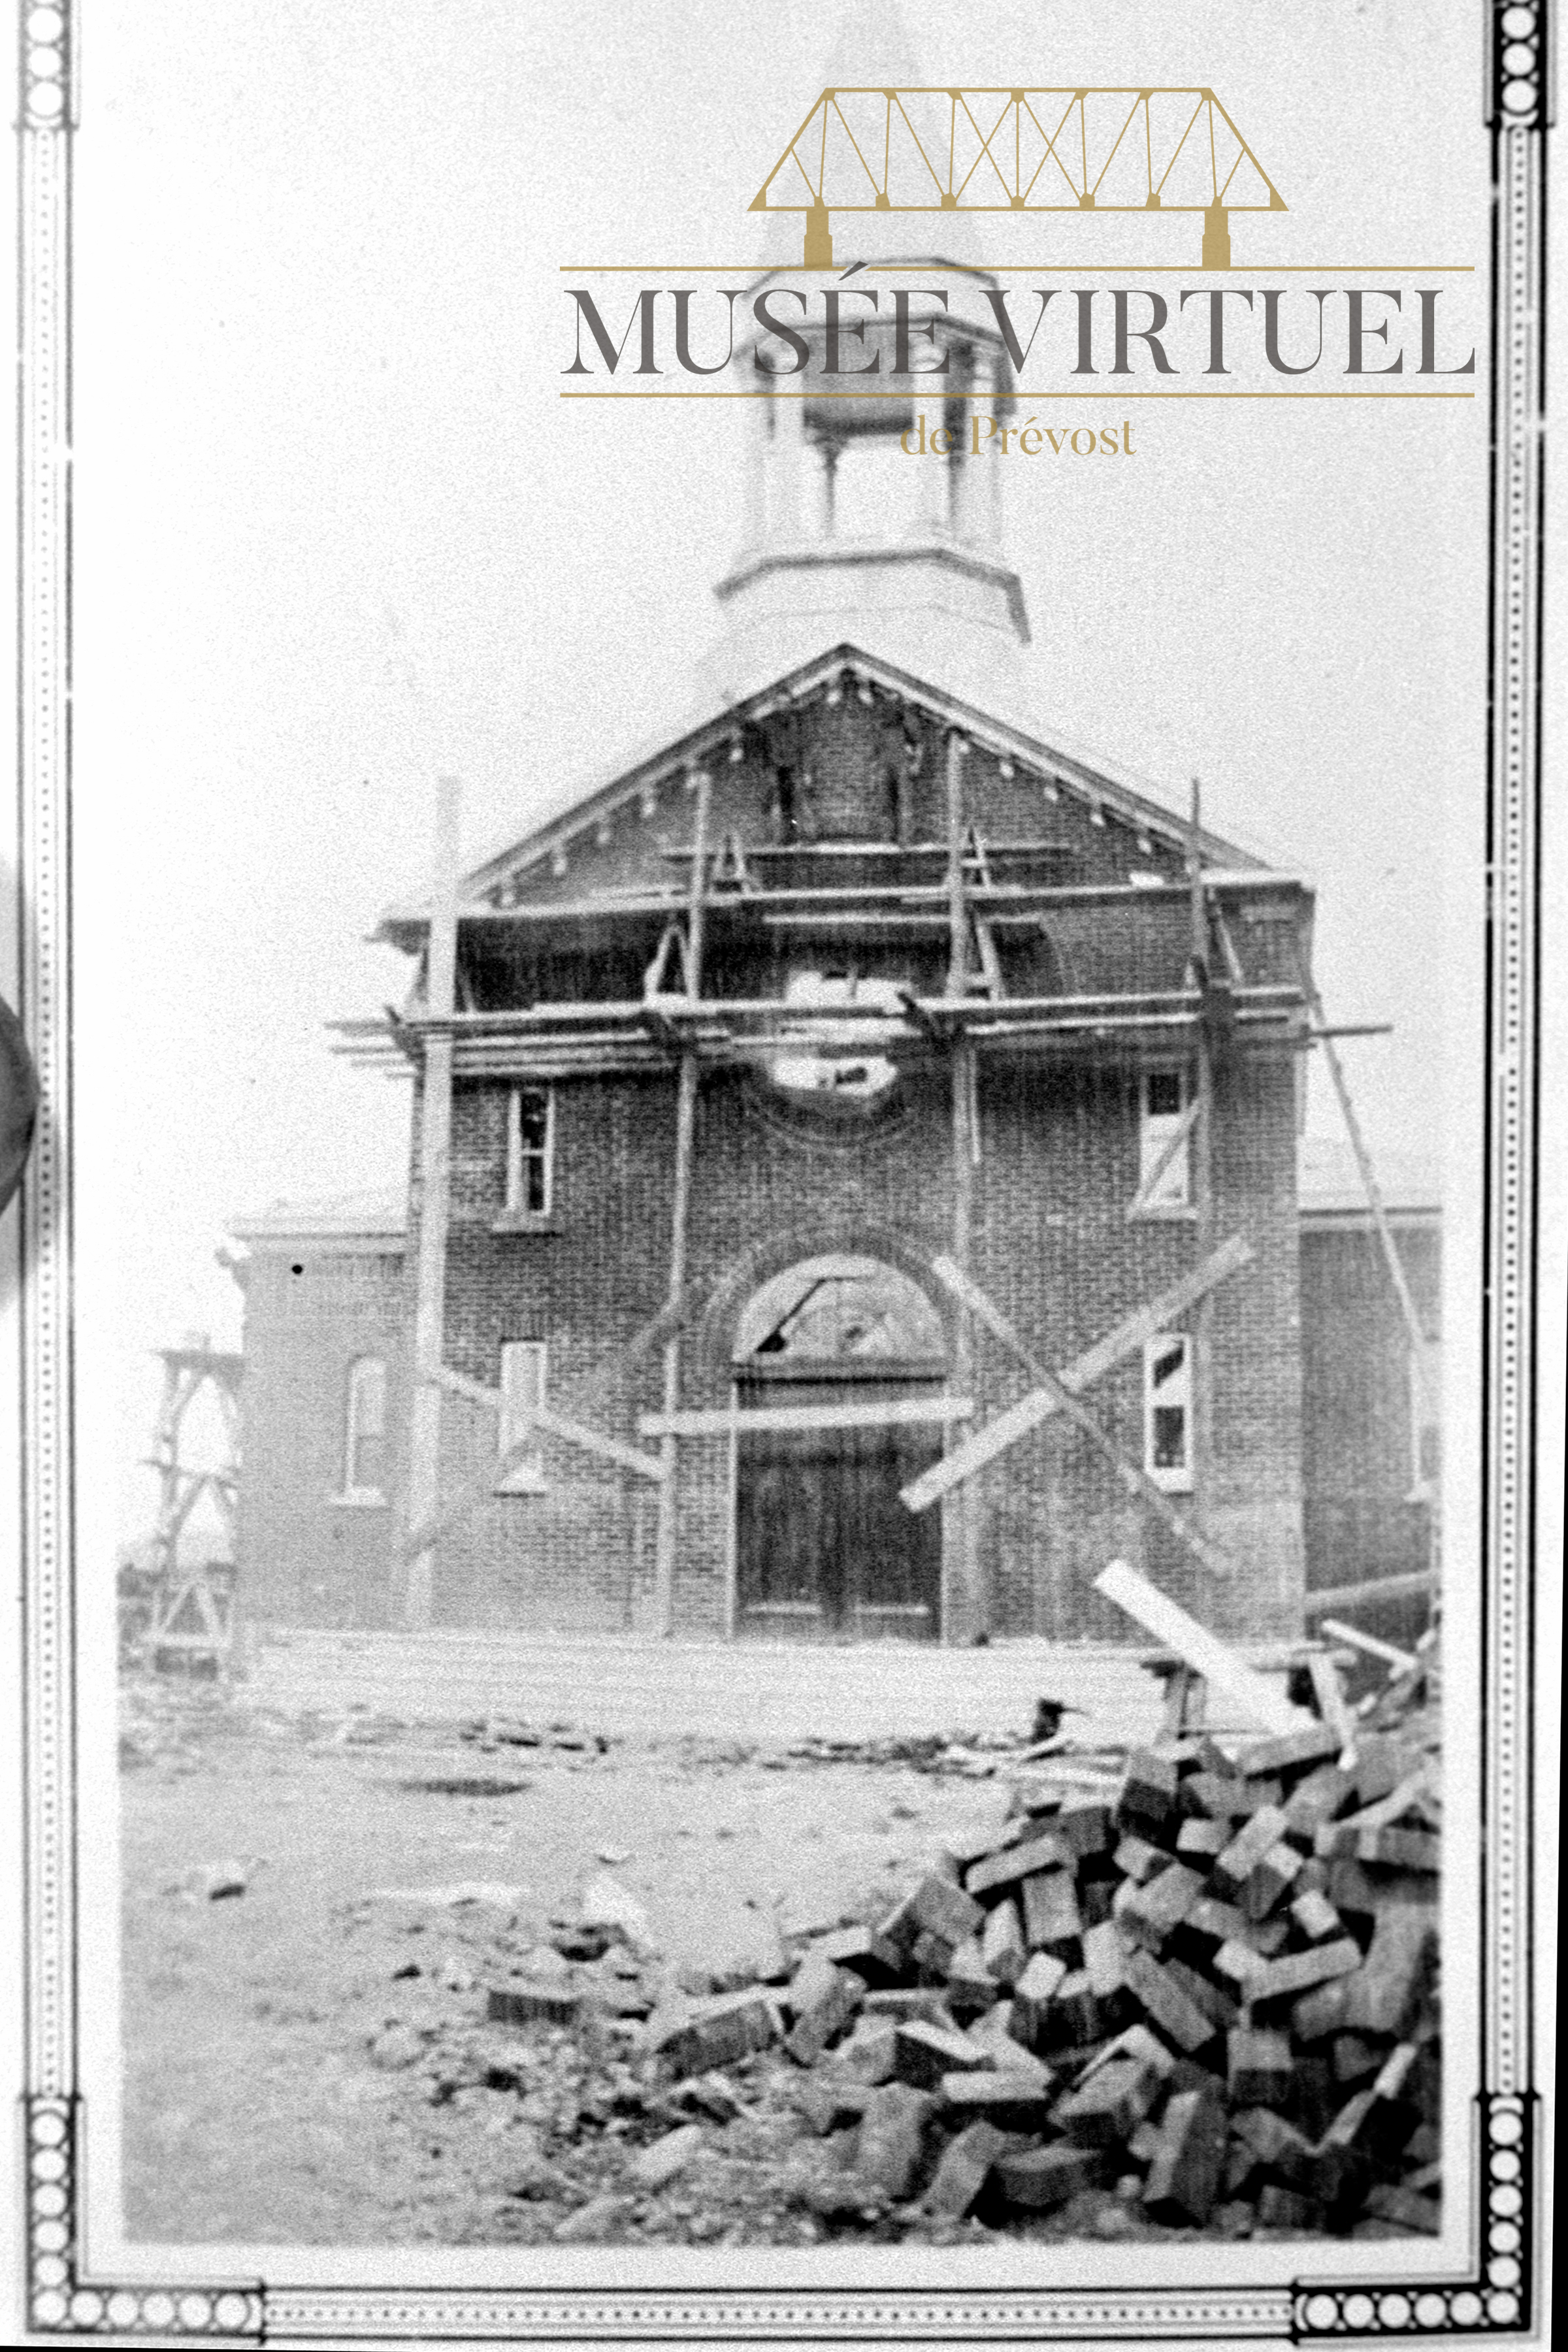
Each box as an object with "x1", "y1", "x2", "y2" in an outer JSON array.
[
  {"x1": 1408, "y1": 1336, "x2": 1441, "y2": 1499},
  {"x1": 496, "y1": 1339, "x2": 547, "y2": 1493},
  {"x1": 342, "y1": 1356, "x2": 387, "y2": 1502},
  {"x1": 1137, "y1": 1066, "x2": 1192, "y2": 1209},
  {"x1": 504, "y1": 1086, "x2": 553, "y2": 1218},
  {"x1": 1144, "y1": 1333, "x2": 1193, "y2": 1492}
]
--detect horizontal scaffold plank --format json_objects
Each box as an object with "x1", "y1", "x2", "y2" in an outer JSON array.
[
  {"x1": 333, "y1": 1015, "x2": 1309, "y2": 1078},
  {"x1": 333, "y1": 985, "x2": 1301, "y2": 1039},
  {"x1": 638, "y1": 1395, "x2": 976, "y2": 1439},
  {"x1": 438, "y1": 874, "x2": 1308, "y2": 928}
]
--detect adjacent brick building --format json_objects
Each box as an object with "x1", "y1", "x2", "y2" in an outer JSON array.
[{"x1": 228, "y1": 257, "x2": 1437, "y2": 1650}]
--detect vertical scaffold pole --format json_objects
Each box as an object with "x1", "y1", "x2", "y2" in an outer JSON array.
[
  {"x1": 1189, "y1": 777, "x2": 1217, "y2": 1590},
  {"x1": 402, "y1": 776, "x2": 462, "y2": 1632},
  {"x1": 653, "y1": 769, "x2": 710, "y2": 1636},
  {"x1": 943, "y1": 732, "x2": 985, "y2": 1639}
]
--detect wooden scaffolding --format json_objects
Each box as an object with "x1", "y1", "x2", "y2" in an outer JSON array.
[
  {"x1": 367, "y1": 735, "x2": 1326, "y2": 1641},
  {"x1": 142, "y1": 1339, "x2": 244, "y2": 1669}
]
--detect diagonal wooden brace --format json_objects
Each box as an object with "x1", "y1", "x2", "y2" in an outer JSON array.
[
  {"x1": 903, "y1": 1234, "x2": 1253, "y2": 1512},
  {"x1": 643, "y1": 919, "x2": 691, "y2": 1000},
  {"x1": 399, "y1": 1299, "x2": 687, "y2": 1561},
  {"x1": 512, "y1": 1401, "x2": 664, "y2": 1483},
  {"x1": 413, "y1": 1361, "x2": 662, "y2": 1498},
  {"x1": 927, "y1": 1253, "x2": 1237, "y2": 1583}
]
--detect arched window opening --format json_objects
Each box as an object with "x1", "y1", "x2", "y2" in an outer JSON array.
[{"x1": 736, "y1": 1255, "x2": 945, "y2": 1367}]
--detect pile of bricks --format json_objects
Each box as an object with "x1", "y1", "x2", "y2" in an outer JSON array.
[{"x1": 624, "y1": 1712, "x2": 1441, "y2": 2235}]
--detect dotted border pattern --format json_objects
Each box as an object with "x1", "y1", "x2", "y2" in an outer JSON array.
[
  {"x1": 17, "y1": 0, "x2": 67, "y2": 127},
  {"x1": 24, "y1": 2101, "x2": 264, "y2": 2338},
  {"x1": 1489, "y1": 1, "x2": 1547, "y2": 127},
  {"x1": 1482, "y1": 72, "x2": 1544, "y2": 2123},
  {"x1": 261, "y1": 2298, "x2": 1297, "y2": 2340},
  {"x1": 1292, "y1": 2097, "x2": 1535, "y2": 2338},
  {"x1": 18, "y1": 0, "x2": 76, "y2": 2123},
  {"x1": 10, "y1": 5, "x2": 1550, "y2": 2349},
  {"x1": 18, "y1": 2095, "x2": 1531, "y2": 2345}
]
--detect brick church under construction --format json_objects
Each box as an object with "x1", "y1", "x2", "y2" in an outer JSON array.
[{"x1": 229, "y1": 253, "x2": 1440, "y2": 1651}]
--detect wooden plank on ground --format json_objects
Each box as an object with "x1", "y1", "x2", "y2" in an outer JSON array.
[
  {"x1": 1092, "y1": 1560, "x2": 1306, "y2": 1737},
  {"x1": 640, "y1": 1395, "x2": 975, "y2": 1440},
  {"x1": 902, "y1": 1235, "x2": 1253, "y2": 1512}
]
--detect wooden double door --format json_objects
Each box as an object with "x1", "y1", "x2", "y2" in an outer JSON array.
[{"x1": 734, "y1": 1371, "x2": 943, "y2": 1642}]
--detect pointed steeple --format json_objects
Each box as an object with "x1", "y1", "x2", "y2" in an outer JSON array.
[{"x1": 757, "y1": 1, "x2": 983, "y2": 275}]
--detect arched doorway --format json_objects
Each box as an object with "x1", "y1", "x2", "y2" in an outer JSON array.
[{"x1": 732, "y1": 1254, "x2": 946, "y2": 1642}]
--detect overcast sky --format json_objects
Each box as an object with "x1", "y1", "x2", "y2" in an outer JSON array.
[{"x1": 67, "y1": 0, "x2": 1490, "y2": 1536}]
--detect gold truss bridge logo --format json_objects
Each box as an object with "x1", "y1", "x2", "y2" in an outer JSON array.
[{"x1": 749, "y1": 87, "x2": 1284, "y2": 271}]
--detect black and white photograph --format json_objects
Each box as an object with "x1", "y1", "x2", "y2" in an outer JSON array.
[{"x1": 1, "y1": 1, "x2": 1556, "y2": 2343}]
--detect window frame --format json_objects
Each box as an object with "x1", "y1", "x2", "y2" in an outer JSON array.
[
  {"x1": 495, "y1": 1338, "x2": 549, "y2": 1495},
  {"x1": 340, "y1": 1353, "x2": 389, "y2": 1505},
  {"x1": 1134, "y1": 1064, "x2": 1194, "y2": 1215},
  {"x1": 1143, "y1": 1330, "x2": 1194, "y2": 1493},
  {"x1": 500, "y1": 1085, "x2": 555, "y2": 1224}
]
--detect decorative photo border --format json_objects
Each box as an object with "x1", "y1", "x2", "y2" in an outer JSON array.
[{"x1": 10, "y1": 1, "x2": 1549, "y2": 2339}]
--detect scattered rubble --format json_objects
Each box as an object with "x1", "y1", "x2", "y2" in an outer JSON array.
[
  {"x1": 766, "y1": 1731, "x2": 1041, "y2": 1777},
  {"x1": 417, "y1": 1654, "x2": 1441, "y2": 2244},
  {"x1": 459, "y1": 1717, "x2": 615, "y2": 1757},
  {"x1": 370, "y1": 1880, "x2": 531, "y2": 1911},
  {"x1": 203, "y1": 1858, "x2": 253, "y2": 1901},
  {"x1": 367, "y1": 2023, "x2": 427, "y2": 2070},
  {"x1": 120, "y1": 1675, "x2": 247, "y2": 1770},
  {"x1": 398, "y1": 1772, "x2": 534, "y2": 1797},
  {"x1": 123, "y1": 1617, "x2": 1441, "y2": 2247},
  {"x1": 161, "y1": 1855, "x2": 261, "y2": 1903}
]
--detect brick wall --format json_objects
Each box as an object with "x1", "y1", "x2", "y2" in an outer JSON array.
[
  {"x1": 966, "y1": 1046, "x2": 1305, "y2": 1646},
  {"x1": 233, "y1": 1243, "x2": 406, "y2": 1628},
  {"x1": 397, "y1": 1039, "x2": 1306, "y2": 1643},
  {"x1": 431, "y1": 1072, "x2": 677, "y2": 1633},
  {"x1": 1299, "y1": 1219, "x2": 1439, "y2": 1599}
]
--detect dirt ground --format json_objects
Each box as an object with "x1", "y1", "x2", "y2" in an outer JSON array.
[
  {"x1": 120, "y1": 1658, "x2": 1433, "y2": 2254},
  {"x1": 120, "y1": 1676, "x2": 1060, "y2": 2248}
]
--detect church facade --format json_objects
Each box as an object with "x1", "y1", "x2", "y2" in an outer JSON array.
[{"x1": 228, "y1": 255, "x2": 1431, "y2": 1650}]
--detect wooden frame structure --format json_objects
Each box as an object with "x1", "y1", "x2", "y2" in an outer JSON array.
[{"x1": 142, "y1": 1341, "x2": 244, "y2": 1668}]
